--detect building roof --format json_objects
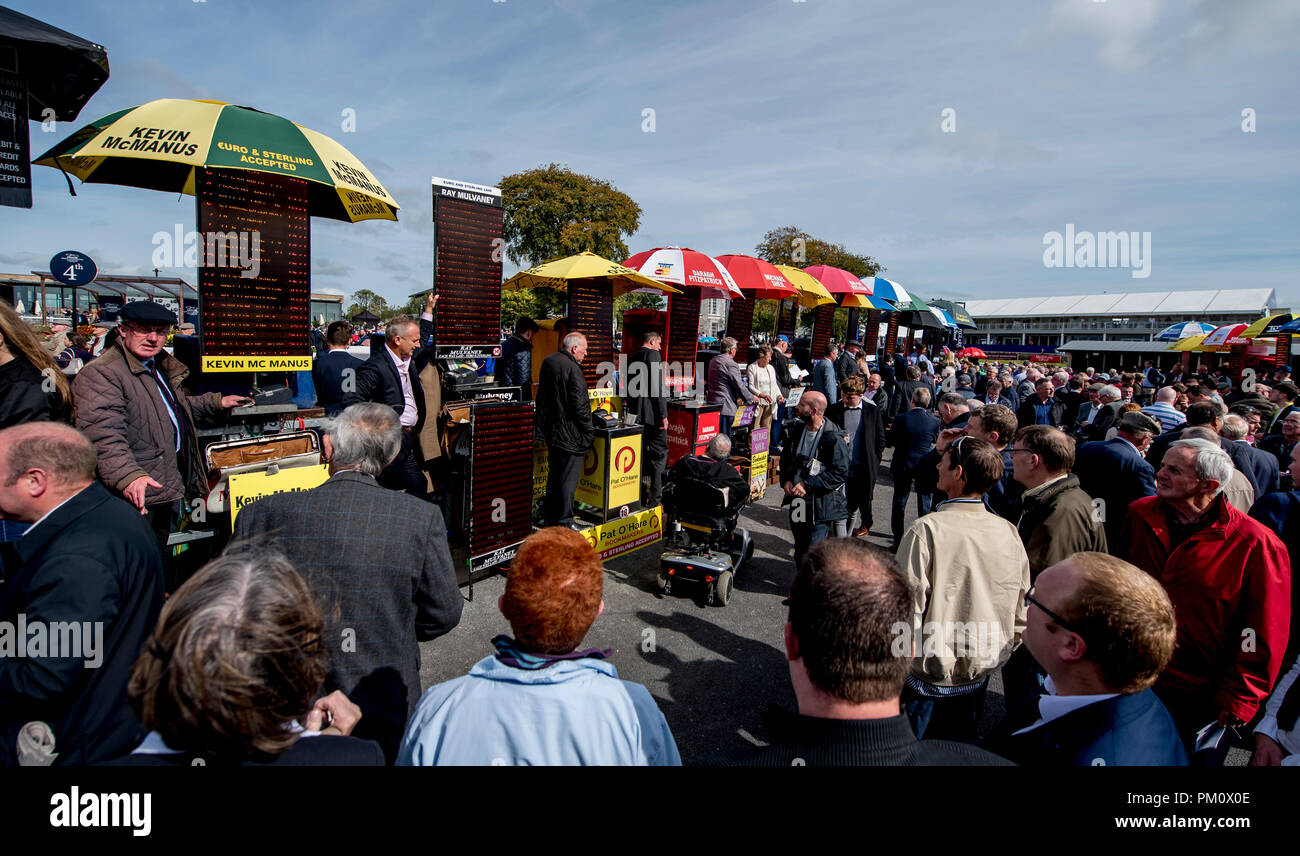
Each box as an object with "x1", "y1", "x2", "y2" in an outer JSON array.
[
  {"x1": 1057, "y1": 340, "x2": 1182, "y2": 353},
  {"x1": 964, "y1": 288, "x2": 1277, "y2": 319}
]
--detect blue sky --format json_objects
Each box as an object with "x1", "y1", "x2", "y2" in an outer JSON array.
[{"x1": 4, "y1": 0, "x2": 1298, "y2": 311}]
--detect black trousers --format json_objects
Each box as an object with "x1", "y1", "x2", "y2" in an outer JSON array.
[
  {"x1": 891, "y1": 467, "x2": 933, "y2": 544},
  {"x1": 543, "y1": 445, "x2": 583, "y2": 527},
  {"x1": 379, "y1": 430, "x2": 427, "y2": 498},
  {"x1": 641, "y1": 426, "x2": 668, "y2": 506},
  {"x1": 846, "y1": 468, "x2": 876, "y2": 531}
]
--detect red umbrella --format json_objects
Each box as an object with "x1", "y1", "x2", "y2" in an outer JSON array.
[
  {"x1": 957, "y1": 347, "x2": 987, "y2": 359},
  {"x1": 802, "y1": 264, "x2": 873, "y2": 297},
  {"x1": 713, "y1": 254, "x2": 797, "y2": 299},
  {"x1": 623, "y1": 246, "x2": 744, "y2": 300}
]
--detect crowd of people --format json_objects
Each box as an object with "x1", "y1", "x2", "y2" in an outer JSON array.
[{"x1": 1, "y1": 293, "x2": 1296, "y2": 766}]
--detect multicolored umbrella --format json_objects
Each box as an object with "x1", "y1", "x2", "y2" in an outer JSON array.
[
  {"x1": 503, "y1": 251, "x2": 678, "y2": 296},
  {"x1": 1198, "y1": 324, "x2": 1250, "y2": 349},
  {"x1": 772, "y1": 265, "x2": 835, "y2": 308},
  {"x1": 1155, "y1": 321, "x2": 1217, "y2": 341},
  {"x1": 1241, "y1": 313, "x2": 1300, "y2": 339},
  {"x1": 713, "y1": 254, "x2": 797, "y2": 299},
  {"x1": 35, "y1": 98, "x2": 399, "y2": 222},
  {"x1": 861, "y1": 276, "x2": 909, "y2": 305},
  {"x1": 623, "y1": 247, "x2": 743, "y2": 300},
  {"x1": 841, "y1": 292, "x2": 895, "y2": 311}
]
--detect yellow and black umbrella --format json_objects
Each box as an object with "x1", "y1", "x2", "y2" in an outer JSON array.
[
  {"x1": 504, "y1": 251, "x2": 679, "y2": 296},
  {"x1": 35, "y1": 98, "x2": 398, "y2": 222}
]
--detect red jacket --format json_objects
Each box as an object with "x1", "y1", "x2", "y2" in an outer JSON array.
[{"x1": 1124, "y1": 495, "x2": 1291, "y2": 722}]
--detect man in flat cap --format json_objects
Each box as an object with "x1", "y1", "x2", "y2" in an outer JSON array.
[
  {"x1": 73, "y1": 302, "x2": 246, "y2": 581},
  {"x1": 1072, "y1": 410, "x2": 1161, "y2": 549}
]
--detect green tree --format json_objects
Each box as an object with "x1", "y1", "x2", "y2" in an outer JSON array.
[
  {"x1": 500, "y1": 286, "x2": 567, "y2": 329},
  {"x1": 345, "y1": 288, "x2": 390, "y2": 319},
  {"x1": 754, "y1": 225, "x2": 884, "y2": 278},
  {"x1": 751, "y1": 300, "x2": 777, "y2": 336},
  {"x1": 500, "y1": 164, "x2": 643, "y2": 267}
]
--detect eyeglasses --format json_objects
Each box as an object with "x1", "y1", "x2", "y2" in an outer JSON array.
[{"x1": 1024, "y1": 584, "x2": 1082, "y2": 637}]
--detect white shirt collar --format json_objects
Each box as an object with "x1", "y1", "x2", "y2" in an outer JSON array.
[
  {"x1": 25, "y1": 486, "x2": 90, "y2": 536},
  {"x1": 1012, "y1": 676, "x2": 1120, "y2": 735}
]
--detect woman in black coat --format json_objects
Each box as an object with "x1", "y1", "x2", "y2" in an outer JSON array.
[{"x1": 0, "y1": 301, "x2": 71, "y2": 427}]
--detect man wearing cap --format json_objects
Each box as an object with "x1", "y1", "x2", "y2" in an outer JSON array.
[
  {"x1": 1266, "y1": 382, "x2": 1300, "y2": 434},
  {"x1": 834, "y1": 341, "x2": 862, "y2": 383},
  {"x1": 73, "y1": 302, "x2": 245, "y2": 568},
  {"x1": 1073, "y1": 410, "x2": 1160, "y2": 549}
]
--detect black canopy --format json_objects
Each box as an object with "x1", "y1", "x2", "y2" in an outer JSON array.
[
  {"x1": 0, "y1": 5, "x2": 109, "y2": 121},
  {"x1": 351, "y1": 309, "x2": 381, "y2": 325}
]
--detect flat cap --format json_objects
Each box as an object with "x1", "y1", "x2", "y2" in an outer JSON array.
[
  {"x1": 118, "y1": 301, "x2": 178, "y2": 326},
  {"x1": 1119, "y1": 411, "x2": 1162, "y2": 434}
]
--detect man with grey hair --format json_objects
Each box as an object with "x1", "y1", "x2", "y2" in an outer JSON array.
[
  {"x1": 1220, "y1": 413, "x2": 1280, "y2": 498},
  {"x1": 232, "y1": 402, "x2": 462, "y2": 761},
  {"x1": 668, "y1": 432, "x2": 748, "y2": 513},
  {"x1": 0, "y1": 421, "x2": 163, "y2": 765},
  {"x1": 537, "y1": 331, "x2": 593, "y2": 527},
  {"x1": 706, "y1": 336, "x2": 758, "y2": 437},
  {"x1": 1124, "y1": 436, "x2": 1291, "y2": 759},
  {"x1": 1142, "y1": 386, "x2": 1187, "y2": 433},
  {"x1": 1181, "y1": 426, "x2": 1254, "y2": 512},
  {"x1": 1082, "y1": 384, "x2": 1124, "y2": 441}
]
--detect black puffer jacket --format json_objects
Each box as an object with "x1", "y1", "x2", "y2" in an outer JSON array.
[
  {"x1": 536, "y1": 350, "x2": 593, "y2": 454},
  {"x1": 0, "y1": 354, "x2": 69, "y2": 427},
  {"x1": 498, "y1": 333, "x2": 534, "y2": 400}
]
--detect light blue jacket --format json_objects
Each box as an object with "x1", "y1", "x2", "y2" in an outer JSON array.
[
  {"x1": 812, "y1": 358, "x2": 838, "y2": 405},
  {"x1": 397, "y1": 655, "x2": 682, "y2": 766}
]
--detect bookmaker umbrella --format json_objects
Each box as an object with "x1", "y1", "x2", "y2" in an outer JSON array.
[
  {"x1": 713, "y1": 254, "x2": 797, "y2": 299},
  {"x1": 1241, "y1": 313, "x2": 1300, "y2": 339},
  {"x1": 35, "y1": 98, "x2": 400, "y2": 222},
  {"x1": 623, "y1": 246, "x2": 744, "y2": 300},
  {"x1": 773, "y1": 265, "x2": 835, "y2": 307},
  {"x1": 503, "y1": 251, "x2": 679, "y2": 297},
  {"x1": 1155, "y1": 321, "x2": 1216, "y2": 342},
  {"x1": 0, "y1": 5, "x2": 109, "y2": 121}
]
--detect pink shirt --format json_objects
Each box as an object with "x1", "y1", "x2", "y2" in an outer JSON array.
[{"x1": 385, "y1": 344, "x2": 419, "y2": 427}]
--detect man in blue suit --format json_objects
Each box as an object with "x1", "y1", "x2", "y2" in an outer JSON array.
[
  {"x1": 981, "y1": 552, "x2": 1187, "y2": 766},
  {"x1": 1073, "y1": 411, "x2": 1159, "y2": 548},
  {"x1": 888, "y1": 385, "x2": 941, "y2": 550},
  {"x1": 811, "y1": 343, "x2": 839, "y2": 406},
  {"x1": 826, "y1": 375, "x2": 887, "y2": 537},
  {"x1": 313, "y1": 320, "x2": 364, "y2": 417},
  {"x1": 1249, "y1": 441, "x2": 1300, "y2": 671},
  {"x1": 1221, "y1": 414, "x2": 1279, "y2": 497}
]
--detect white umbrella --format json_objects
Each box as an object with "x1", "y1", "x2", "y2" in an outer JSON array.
[
  {"x1": 33, "y1": 300, "x2": 42, "y2": 317},
  {"x1": 14, "y1": 299, "x2": 24, "y2": 314}
]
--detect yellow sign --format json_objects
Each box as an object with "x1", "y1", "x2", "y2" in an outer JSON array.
[
  {"x1": 580, "y1": 505, "x2": 663, "y2": 561},
  {"x1": 228, "y1": 464, "x2": 329, "y2": 525},
  {"x1": 203, "y1": 355, "x2": 312, "y2": 372},
  {"x1": 576, "y1": 433, "x2": 641, "y2": 510},
  {"x1": 532, "y1": 440, "x2": 548, "y2": 508},
  {"x1": 749, "y1": 450, "x2": 769, "y2": 499}
]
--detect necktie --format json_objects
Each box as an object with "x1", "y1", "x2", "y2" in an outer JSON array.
[{"x1": 146, "y1": 360, "x2": 183, "y2": 453}]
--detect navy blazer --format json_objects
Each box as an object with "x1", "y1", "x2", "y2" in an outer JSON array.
[
  {"x1": 313, "y1": 349, "x2": 364, "y2": 416},
  {"x1": 982, "y1": 688, "x2": 1188, "y2": 767},
  {"x1": 0, "y1": 483, "x2": 164, "y2": 766},
  {"x1": 1073, "y1": 437, "x2": 1156, "y2": 546},
  {"x1": 888, "y1": 407, "x2": 941, "y2": 472},
  {"x1": 1227, "y1": 439, "x2": 1280, "y2": 497},
  {"x1": 1249, "y1": 489, "x2": 1300, "y2": 665}
]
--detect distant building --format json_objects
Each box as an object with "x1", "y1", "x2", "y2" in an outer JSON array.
[
  {"x1": 310, "y1": 292, "x2": 346, "y2": 324},
  {"x1": 964, "y1": 288, "x2": 1280, "y2": 349}
]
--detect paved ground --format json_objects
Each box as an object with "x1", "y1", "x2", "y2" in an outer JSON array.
[
  {"x1": 417, "y1": 450, "x2": 1012, "y2": 763},
  {"x1": 417, "y1": 449, "x2": 1248, "y2": 765}
]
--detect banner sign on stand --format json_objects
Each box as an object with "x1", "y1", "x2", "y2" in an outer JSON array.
[
  {"x1": 579, "y1": 505, "x2": 664, "y2": 562},
  {"x1": 229, "y1": 464, "x2": 329, "y2": 525},
  {"x1": 0, "y1": 72, "x2": 31, "y2": 209},
  {"x1": 196, "y1": 168, "x2": 310, "y2": 370},
  {"x1": 431, "y1": 176, "x2": 503, "y2": 360}
]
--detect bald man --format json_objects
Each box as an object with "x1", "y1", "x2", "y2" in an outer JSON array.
[
  {"x1": 779, "y1": 390, "x2": 849, "y2": 567},
  {"x1": 0, "y1": 422, "x2": 164, "y2": 765}
]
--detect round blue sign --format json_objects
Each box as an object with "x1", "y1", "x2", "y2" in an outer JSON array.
[{"x1": 49, "y1": 250, "x2": 97, "y2": 287}]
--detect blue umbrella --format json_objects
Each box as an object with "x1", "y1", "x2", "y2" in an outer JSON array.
[
  {"x1": 1155, "y1": 321, "x2": 1216, "y2": 341},
  {"x1": 861, "y1": 276, "x2": 910, "y2": 305}
]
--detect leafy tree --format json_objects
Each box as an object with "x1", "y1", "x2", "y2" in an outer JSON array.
[
  {"x1": 754, "y1": 225, "x2": 884, "y2": 278},
  {"x1": 500, "y1": 286, "x2": 567, "y2": 329},
  {"x1": 345, "y1": 288, "x2": 390, "y2": 319},
  {"x1": 500, "y1": 164, "x2": 642, "y2": 267},
  {"x1": 751, "y1": 299, "x2": 777, "y2": 337}
]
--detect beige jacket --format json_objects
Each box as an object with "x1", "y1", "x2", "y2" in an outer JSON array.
[{"x1": 898, "y1": 499, "x2": 1031, "y2": 686}]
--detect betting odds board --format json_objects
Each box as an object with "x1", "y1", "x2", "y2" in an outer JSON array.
[
  {"x1": 431, "y1": 176, "x2": 503, "y2": 360},
  {"x1": 196, "y1": 167, "x2": 311, "y2": 372}
]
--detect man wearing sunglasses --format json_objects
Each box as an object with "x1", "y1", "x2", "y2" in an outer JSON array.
[
  {"x1": 897, "y1": 435, "x2": 1031, "y2": 742},
  {"x1": 982, "y1": 553, "x2": 1187, "y2": 765}
]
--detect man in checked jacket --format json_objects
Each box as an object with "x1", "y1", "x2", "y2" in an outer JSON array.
[{"x1": 232, "y1": 403, "x2": 462, "y2": 763}]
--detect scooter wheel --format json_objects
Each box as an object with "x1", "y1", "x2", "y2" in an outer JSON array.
[{"x1": 715, "y1": 571, "x2": 733, "y2": 606}]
